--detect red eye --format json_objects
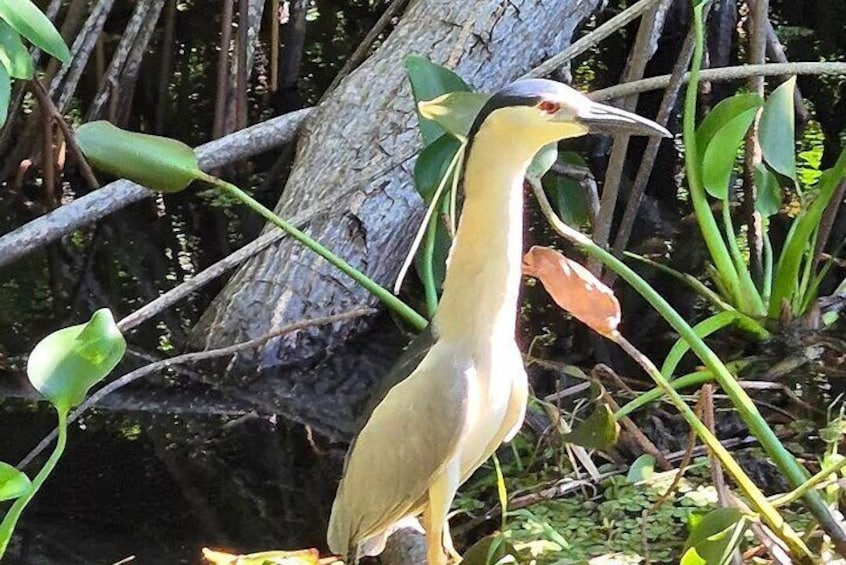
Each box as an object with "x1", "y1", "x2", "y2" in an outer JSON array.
[{"x1": 539, "y1": 100, "x2": 560, "y2": 114}]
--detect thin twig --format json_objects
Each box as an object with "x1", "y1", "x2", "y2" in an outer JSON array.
[
  {"x1": 30, "y1": 80, "x2": 100, "y2": 189},
  {"x1": 523, "y1": 0, "x2": 664, "y2": 79},
  {"x1": 590, "y1": 62, "x2": 846, "y2": 101},
  {"x1": 17, "y1": 308, "x2": 376, "y2": 470}
]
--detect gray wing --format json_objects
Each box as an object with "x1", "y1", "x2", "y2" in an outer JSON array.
[{"x1": 327, "y1": 339, "x2": 469, "y2": 556}]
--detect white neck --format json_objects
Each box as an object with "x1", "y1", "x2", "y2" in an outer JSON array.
[{"x1": 433, "y1": 125, "x2": 538, "y2": 346}]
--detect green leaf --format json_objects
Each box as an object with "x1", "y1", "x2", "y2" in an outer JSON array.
[
  {"x1": 561, "y1": 402, "x2": 619, "y2": 450},
  {"x1": 542, "y1": 151, "x2": 591, "y2": 227},
  {"x1": 413, "y1": 134, "x2": 462, "y2": 202},
  {"x1": 754, "y1": 163, "x2": 782, "y2": 217},
  {"x1": 527, "y1": 143, "x2": 558, "y2": 182},
  {"x1": 405, "y1": 54, "x2": 471, "y2": 144},
  {"x1": 696, "y1": 94, "x2": 763, "y2": 199},
  {"x1": 0, "y1": 21, "x2": 34, "y2": 79},
  {"x1": 0, "y1": 462, "x2": 31, "y2": 502},
  {"x1": 626, "y1": 454, "x2": 656, "y2": 483},
  {"x1": 0, "y1": 0, "x2": 69, "y2": 63},
  {"x1": 76, "y1": 121, "x2": 205, "y2": 193},
  {"x1": 461, "y1": 534, "x2": 519, "y2": 565},
  {"x1": 417, "y1": 91, "x2": 489, "y2": 141},
  {"x1": 27, "y1": 308, "x2": 126, "y2": 414},
  {"x1": 681, "y1": 508, "x2": 748, "y2": 565},
  {"x1": 0, "y1": 64, "x2": 9, "y2": 129},
  {"x1": 759, "y1": 77, "x2": 797, "y2": 182},
  {"x1": 769, "y1": 148, "x2": 846, "y2": 318}
]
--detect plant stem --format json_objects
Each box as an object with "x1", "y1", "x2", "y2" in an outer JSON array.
[
  {"x1": 530, "y1": 180, "x2": 841, "y2": 559},
  {"x1": 0, "y1": 409, "x2": 68, "y2": 558},
  {"x1": 721, "y1": 199, "x2": 767, "y2": 315},
  {"x1": 683, "y1": 3, "x2": 746, "y2": 312},
  {"x1": 613, "y1": 334, "x2": 811, "y2": 559},
  {"x1": 209, "y1": 176, "x2": 428, "y2": 331},
  {"x1": 422, "y1": 207, "x2": 439, "y2": 317},
  {"x1": 771, "y1": 457, "x2": 846, "y2": 508}
]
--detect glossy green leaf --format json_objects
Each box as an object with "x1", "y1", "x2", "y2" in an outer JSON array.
[
  {"x1": 417, "y1": 91, "x2": 489, "y2": 141},
  {"x1": 0, "y1": 64, "x2": 9, "y2": 129},
  {"x1": 542, "y1": 152, "x2": 591, "y2": 227},
  {"x1": 527, "y1": 143, "x2": 558, "y2": 182},
  {"x1": 561, "y1": 402, "x2": 619, "y2": 450},
  {"x1": 405, "y1": 54, "x2": 471, "y2": 144},
  {"x1": 0, "y1": 0, "x2": 69, "y2": 63},
  {"x1": 0, "y1": 21, "x2": 34, "y2": 79},
  {"x1": 461, "y1": 534, "x2": 519, "y2": 565},
  {"x1": 696, "y1": 94, "x2": 762, "y2": 199},
  {"x1": 759, "y1": 77, "x2": 797, "y2": 181},
  {"x1": 769, "y1": 148, "x2": 846, "y2": 318},
  {"x1": 27, "y1": 308, "x2": 126, "y2": 414},
  {"x1": 413, "y1": 134, "x2": 462, "y2": 202},
  {"x1": 681, "y1": 508, "x2": 748, "y2": 565},
  {"x1": 626, "y1": 454, "x2": 656, "y2": 483},
  {"x1": 0, "y1": 462, "x2": 31, "y2": 502},
  {"x1": 754, "y1": 163, "x2": 782, "y2": 217},
  {"x1": 76, "y1": 121, "x2": 204, "y2": 193}
]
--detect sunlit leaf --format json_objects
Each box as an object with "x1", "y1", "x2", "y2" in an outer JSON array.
[
  {"x1": 0, "y1": 21, "x2": 34, "y2": 79},
  {"x1": 560, "y1": 401, "x2": 620, "y2": 450},
  {"x1": 527, "y1": 143, "x2": 558, "y2": 182},
  {"x1": 405, "y1": 54, "x2": 471, "y2": 144},
  {"x1": 626, "y1": 454, "x2": 656, "y2": 483},
  {"x1": 696, "y1": 94, "x2": 763, "y2": 199},
  {"x1": 0, "y1": 0, "x2": 69, "y2": 63},
  {"x1": 0, "y1": 462, "x2": 31, "y2": 502},
  {"x1": 76, "y1": 121, "x2": 204, "y2": 193},
  {"x1": 759, "y1": 77, "x2": 797, "y2": 182},
  {"x1": 522, "y1": 246, "x2": 620, "y2": 336},
  {"x1": 27, "y1": 308, "x2": 126, "y2": 414},
  {"x1": 417, "y1": 91, "x2": 489, "y2": 140},
  {"x1": 681, "y1": 508, "x2": 748, "y2": 565},
  {"x1": 0, "y1": 64, "x2": 9, "y2": 128},
  {"x1": 754, "y1": 163, "x2": 782, "y2": 217},
  {"x1": 201, "y1": 547, "x2": 320, "y2": 565}
]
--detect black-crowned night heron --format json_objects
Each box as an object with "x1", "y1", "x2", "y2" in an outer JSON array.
[{"x1": 328, "y1": 78, "x2": 670, "y2": 564}]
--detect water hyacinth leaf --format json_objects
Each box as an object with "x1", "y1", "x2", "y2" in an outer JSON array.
[
  {"x1": 522, "y1": 246, "x2": 621, "y2": 337},
  {"x1": 0, "y1": 64, "x2": 9, "y2": 128},
  {"x1": 417, "y1": 91, "x2": 489, "y2": 140},
  {"x1": 76, "y1": 121, "x2": 204, "y2": 193},
  {"x1": 0, "y1": 462, "x2": 31, "y2": 502},
  {"x1": 561, "y1": 401, "x2": 619, "y2": 450},
  {"x1": 697, "y1": 94, "x2": 762, "y2": 199},
  {"x1": 759, "y1": 77, "x2": 797, "y2": 182},
  {"x1": 27, "y1": 308, "x2": 126, "y2": 414},
  {"x1": 626, "y1": 454, "x2": 656, "y2": 483},
  {"x1": 0, "y1": 21, "x2": 34, "y2": 79},
  {"x1": 0, "y1": 0, "x2": 70, "y2": 63},
  {"x1": 413, "y1": 134, "x2": 462, "y2": 202},
  {"x1": 542, "y1": 151, "x2": 592, "y2": 227},
  {"x1": 405, "y1": 54, "x2": 471, "y2": 144},
  {"x1": 681, "y1": 508, "x2": 748, "y2": 565},
  {"x1": 527, "y1": 142, "x2": 558, "y2": 182},
  {"x1": 754, "y1": 163, "x2": 782, "y2": 217}
]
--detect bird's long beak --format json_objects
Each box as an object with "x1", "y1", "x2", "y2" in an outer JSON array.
[{"x1": 572, "y1": 102, "x2": 671, "y2": 137}]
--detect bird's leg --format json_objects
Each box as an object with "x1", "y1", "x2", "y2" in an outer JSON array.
[{"x1": 425, "y1": 461, "x2": 461, "y2": 565}]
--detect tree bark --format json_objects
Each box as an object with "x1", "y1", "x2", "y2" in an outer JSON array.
[{"x1": 192, "y1": 0, "x2": 602, "y2": 369}]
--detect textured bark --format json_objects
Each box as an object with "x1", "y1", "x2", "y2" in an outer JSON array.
[{"x1": 193, "y1": 0, "x2": 602, "y2": 370}]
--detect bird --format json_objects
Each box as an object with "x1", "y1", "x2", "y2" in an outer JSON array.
[{"x1": 327, "y1": 78, "x2": 670, "y2": 565}]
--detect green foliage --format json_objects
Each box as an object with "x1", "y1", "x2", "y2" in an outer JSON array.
[
  {"x1": 560, "y1": 402, "x2": 619, "y2": 450},
  {"x1": 27, "y1": 308, "x2": 126, "y2": 414},
  {"x1": 0, "y1": 463, "x2": 30, "y2": 502},
  {"x1": 0, "y1": 0, "x2": 69, "y2": 63},
  {"x1": 0, "y1": 21, "x2": 34, "y2": 79},
  {"x1": 75, "y1": 121, "x2": 206, "y2": 193},
  {"x1": 0, "y1": 309, "x2": 126, "y2": 558},
  {"x1": 681, "y1": 508, "x2": 748, "y2": 565},
  {"x1": 759, "y1": 77, "x2": 798, "y2": 182},
  {"x1": 404, "y1": 54, "x2": 471, "y2": 143},
  {"x1": 541, "y1": 151, "x2": 592, "y2": 228}
]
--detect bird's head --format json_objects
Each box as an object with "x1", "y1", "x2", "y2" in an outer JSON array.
[{"x1": 469, "y1": 78, "x2": 670, "y2": 150}]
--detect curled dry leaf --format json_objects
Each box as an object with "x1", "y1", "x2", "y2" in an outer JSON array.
[
  {"x1": 202, "y1": 547, "x2": 321, "y2": 565},
  {"x1": 522, "y1": 245, "x2": 621, "y2": 337}
]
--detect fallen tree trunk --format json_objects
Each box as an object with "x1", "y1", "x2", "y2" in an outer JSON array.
[{"x1": 192, "y1": 0, "x2": 603, "y2": 370}]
